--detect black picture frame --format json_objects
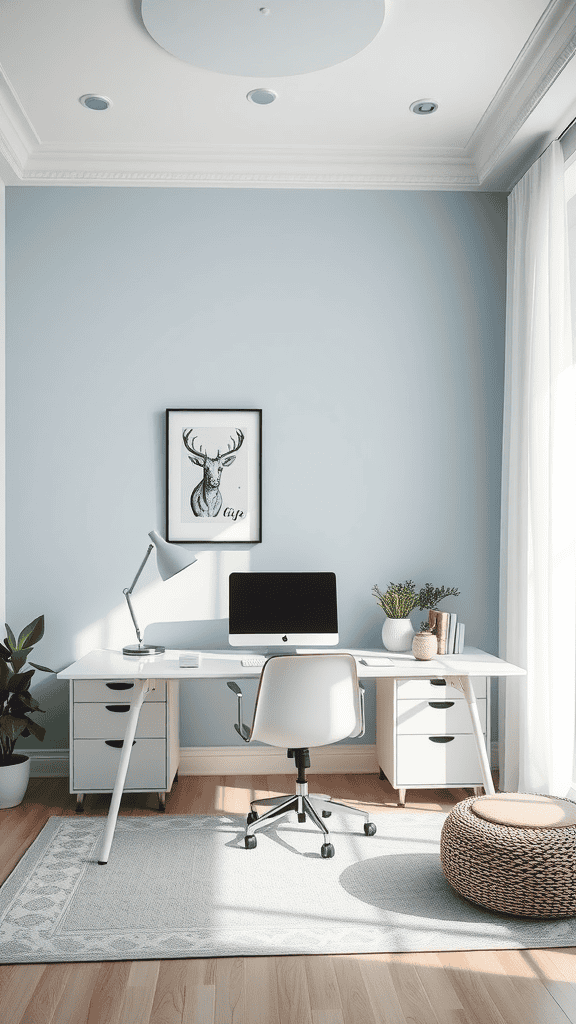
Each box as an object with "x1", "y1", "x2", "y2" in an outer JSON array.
[{"x1": 166, "y1": 408, "x2": 262, "y2": 543}]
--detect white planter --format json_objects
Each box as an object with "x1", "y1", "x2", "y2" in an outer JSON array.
[
  {"x1": 382, "y1": 617, "x2": 415, "y2": 652},
  {"x1": 0, "y1": 755, "x2": 31, "y2": 808}
]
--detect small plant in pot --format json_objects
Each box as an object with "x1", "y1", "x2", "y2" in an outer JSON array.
[
  {"x1": 0, "y1": 615, "x2": 52, "y2": 808},
  {"x1": 412, "y1": 620, "x2": 438, "y2": 661}
]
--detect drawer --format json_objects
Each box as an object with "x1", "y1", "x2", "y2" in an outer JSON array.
[
  {"x1": 73, "y1": 679, "x2": 166, "y2": 702},
  {"x1": 73, "y1": 738, "x2": 167, "y2": 791},
  {"x1": 73, "y1": 702, "x2": 166, "y2": 739},
  {"x1": 395, "y1": 677, "x2": 486, "y2": 700},
  {"x1": 396, "y1": 698, "x2": 486, "y2": 735},
  {"x1": 396, "y1": 734, "x2": 486, "y2": 787}
]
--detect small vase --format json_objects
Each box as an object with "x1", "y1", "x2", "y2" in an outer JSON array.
[
  {"x1": 0, "y1": 754, "x2": 31, "y2": 808},
  {"x1": 412, "y1": 632, "x2": 438, "y2": 661},
  {"x1": 382, "y1": 617, "x2": 415, "y2": 652}
]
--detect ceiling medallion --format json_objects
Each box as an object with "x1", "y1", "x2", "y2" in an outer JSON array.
[{"x1": 141, "y1": 0, "x2": 385, "y2": 77}]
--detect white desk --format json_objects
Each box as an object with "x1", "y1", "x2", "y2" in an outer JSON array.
[{"x1": 58, "y1": 646, "x2": 525, "y2": 863}]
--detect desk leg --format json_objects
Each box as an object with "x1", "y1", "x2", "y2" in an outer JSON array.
[
  {"x1": 96, "y1": 678, "x2": 152, "y2": 865},
  {"x1": 444, "y1": 675, "x2": 495, "y2": 796}
]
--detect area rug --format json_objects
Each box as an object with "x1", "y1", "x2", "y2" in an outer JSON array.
[{"x1": 2, "y1": 810, "x2": 576, "y2": 964}]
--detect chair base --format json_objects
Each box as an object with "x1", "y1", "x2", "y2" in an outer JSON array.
[{"x1": 245, "y1": 783, "x2": 375, "y2": 854}]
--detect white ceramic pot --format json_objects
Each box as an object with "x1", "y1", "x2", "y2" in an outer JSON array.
[
  {"x1": 412, "y1": 632, "x2": 438, "y2": 661},
  {"x1": 381, "y1": 617, "x2": 415, "y2": 652},
  {"x1": 0, "y1": 754, "x2": 31, "y2": 808}
]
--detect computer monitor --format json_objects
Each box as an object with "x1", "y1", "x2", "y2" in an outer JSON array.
[{"x1": 228, "y1": 571, "x2": 339, "y2": 648}]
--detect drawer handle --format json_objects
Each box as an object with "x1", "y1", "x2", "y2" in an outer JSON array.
[
  {"x1": 428, "y1": 701, "x2": 454, "y2": 710},
  {"x1": 105, "y1": 704, "x2": 131, "y2": 713},
  {"x1": 105, "y1": 739, "x2": 136, "y2": 748},
  {"x1": 106, "y1": 682, "x2": 135, "y2": 691},
  {"x1": 429, "y1": 736, "x2": 454, "y2": 743},
  {"x1": 430, "y1": 679, "x2": 446, "y2": 687}
]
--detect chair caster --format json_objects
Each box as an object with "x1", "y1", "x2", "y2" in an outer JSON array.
[
  {"x1": 321, "y1": 843, "x2": 335, "y2": 859},
  {"x1": 247, "y1": 810, "x2": 259, "y2": 824},
  {"x1": 245, "y1": 835, "x2": 257, "y2": 850},
  {"x1": 364, "y1": 822, "x2": 377, "y2": 836},
  {"x1": 321, "y1": 810, "x2": 331, "y2": 818},
  {"x1": 298, "y1": 812, "x2": 306, "y2": 823}
]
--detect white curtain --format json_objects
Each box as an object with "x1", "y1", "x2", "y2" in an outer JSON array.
[{"x1": 499, "y1": 140, "x2": 576, "y2": 796}]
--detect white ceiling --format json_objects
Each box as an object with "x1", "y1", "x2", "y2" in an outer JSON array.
[{"x1": 0, "y1": 0, "x2": 575, "y2": 190}]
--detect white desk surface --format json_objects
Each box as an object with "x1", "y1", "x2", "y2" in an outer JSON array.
[{"x1": 57, "y1": 646, "x2": 526, "y2": 681}]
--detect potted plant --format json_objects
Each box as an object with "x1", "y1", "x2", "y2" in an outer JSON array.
[
  {"x1": 372, "y1": 580, "x2": 461, "y2": 652},
  {"x1": 412, "y1": 620, "x2": 438, "y2": 661},
  {"x1": 0, "y1": 615, "x2": 51, "y2": 808},
  {"x1": 372, "y1": 581, "x2": 419, "y2": 652}
]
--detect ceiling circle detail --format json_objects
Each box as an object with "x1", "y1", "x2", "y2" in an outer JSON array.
[{"x1": 141, "y1": 0, "x2": 386, "y2": 77}]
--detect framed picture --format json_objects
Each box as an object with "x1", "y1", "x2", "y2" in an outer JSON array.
[{"x1": 166, "y1": 409, "x2": 262, "y2": 543}]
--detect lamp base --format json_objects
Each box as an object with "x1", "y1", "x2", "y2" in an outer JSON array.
[{"x1": 123, "y1": 643, "x2": 166, "y2": 657}]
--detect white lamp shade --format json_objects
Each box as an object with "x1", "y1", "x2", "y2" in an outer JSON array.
[{"x1": 149, "y1": 530, "x2": 197, "y2": 581}]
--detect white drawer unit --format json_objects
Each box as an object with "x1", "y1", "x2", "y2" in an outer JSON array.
[
  {"x1": 69, "y1": 678, "x2": 179, "y2": 812},
  {"x1": 376, "y1": 676, "x2": 490, "y2": 805}
]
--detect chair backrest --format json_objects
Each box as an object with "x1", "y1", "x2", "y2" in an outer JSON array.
[{"x1": 250, "y1": 653, "x2": 362, "y2": 749}]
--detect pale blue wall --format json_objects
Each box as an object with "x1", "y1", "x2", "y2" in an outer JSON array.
[{"x1": 6, "y1": 187, "x2": 507, "y2": 749}]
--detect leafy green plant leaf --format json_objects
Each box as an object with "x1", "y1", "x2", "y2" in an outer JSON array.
[
  {"x1": 10, "y1": 691, "x2": 41, "y2": 713},
  {"x1": 8, "y1": 670, "x2": 34, "y2": 694},
  {"x1": 0, "y1": 713, "x2": 29, "y2": 741},
  {"x1": 17, "y1": 615, "x2": 44, "y2": 651},
  {"x1": 29, "y1": 662, "x2": 53, "y2": 674},
  {"x1": 10, "y1": 650, "x2": 30, "y2": 673},
  {"x1": 4, "y1": 625, "x2": 16, "y2": 651},
  {"x1": 22, "y1": 717, "x2": 46, "y2": 742}
]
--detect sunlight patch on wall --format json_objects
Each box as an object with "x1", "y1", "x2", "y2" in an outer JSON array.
[{"x1": 73, "y1": 548, "x2": 252, "y2": 658}]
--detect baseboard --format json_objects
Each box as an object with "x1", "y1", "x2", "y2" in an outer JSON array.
[
  {"x1": 22, "y1": 740, "x2": 497, "y2": 779},
  {"x1": 19, "y1": 749, "x2": 70, "y2": 778},
  {"x1": 20, "y1": 744, "x2": 379, "y2": 778},
  {"x1": 178, "y1": 743, "x2": 379, "y2": 776}
]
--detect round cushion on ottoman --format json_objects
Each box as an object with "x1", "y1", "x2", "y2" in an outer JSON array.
[{"x1": 440, "y1": 793, "x2": 576, "y2": 918}]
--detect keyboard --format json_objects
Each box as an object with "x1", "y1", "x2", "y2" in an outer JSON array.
[{"x1": 241, "y1": 655, "x2": 266, "y2": 668}]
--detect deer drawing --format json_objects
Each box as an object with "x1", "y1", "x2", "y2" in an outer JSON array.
[{"x1": 182, "y1": 428, "x2": 244, "y2": 518}]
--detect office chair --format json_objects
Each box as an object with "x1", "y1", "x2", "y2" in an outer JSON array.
[{"x1": 227, "y1": 653, "x2": 377, "y2": 858}]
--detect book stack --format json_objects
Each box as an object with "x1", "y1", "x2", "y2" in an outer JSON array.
[{"x1": 428, "y1": 609, "x2": 465, "y2": 655}]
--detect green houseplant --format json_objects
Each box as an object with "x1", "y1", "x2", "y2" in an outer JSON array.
[
  {"x1": 372, "y1": 580, "x2": 460, "y2": 652},
  {"x1": 0, "y1": 615, "x2": 52, "y2": 808}
]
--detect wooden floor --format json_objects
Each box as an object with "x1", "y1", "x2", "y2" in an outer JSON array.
[{"x1": 2, "y1": 774, "x2": 576, "y2": 1024}]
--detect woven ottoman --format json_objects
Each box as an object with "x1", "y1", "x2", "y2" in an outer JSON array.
[{"x1": 440, "y1": 792, "x2": 576, "y2": 918}]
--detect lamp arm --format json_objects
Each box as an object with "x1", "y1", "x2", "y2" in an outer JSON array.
[
  {"x1": 123, "y1": 543, "x2": 154, "y2": 645},
  {"x1": 125, "y1": 544, "x2": 154, "y2": 595}
]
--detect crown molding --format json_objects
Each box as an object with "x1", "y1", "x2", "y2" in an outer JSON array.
[
  {"x1": 0, "y1": 63, "x2": 39, "y2": 177},
  {"x1": 16, "y1": 145, "x2": 480, "y2": 190},
  {"x1": 472, "y1": 0, "x2": 576, "y2": 185}
]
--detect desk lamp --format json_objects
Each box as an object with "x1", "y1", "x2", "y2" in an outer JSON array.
[{"x1": 123, "y1": 530, "x2": 197, "y2": 656}]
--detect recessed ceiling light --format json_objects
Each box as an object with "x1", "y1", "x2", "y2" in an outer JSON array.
[
  {"x1": 247, "y1": 88, "x2": 277, "y2": 105},
  {"x1": 410, "y1": 99, "x2": 438, "y2": 115},
  {"x1": 79, "y1": 94, "x2": 111, "y2": 111}
]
